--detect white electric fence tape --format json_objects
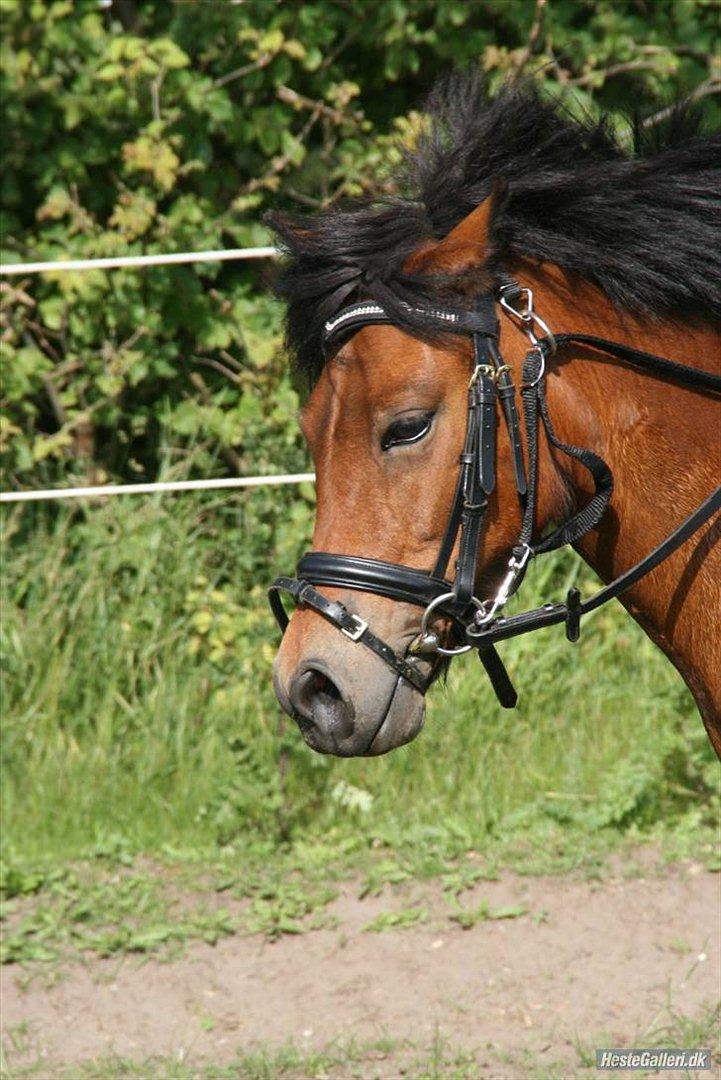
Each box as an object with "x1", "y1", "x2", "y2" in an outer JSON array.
[
  {"x1": 0, "y1": 474, "x2": 316, "y2": 504},
  {"x1": 0, "y1": 246, "x2": 278, "y2": 275}
]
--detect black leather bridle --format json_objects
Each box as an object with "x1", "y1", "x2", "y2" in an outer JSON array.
[{"x1": 269, "y1": 279, "x2": 721, "y2": 708}]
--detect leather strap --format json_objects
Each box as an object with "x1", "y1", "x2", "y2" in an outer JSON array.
[
  {"x1": 296, "y1": 552, "x2": 458, "y2": 614},
  {"x1": 473, "y1": 337, "x2": 497, "y2": 496},
  {"x1": 478, "y1": 646, "x2": 518, "y2": 708},
  {"x1": 467, "y1": 484, "x2": 721, "y2": 647},
  {"x1": 550, "y1": 333, "x2": 721, "y2": 395},
  {"x1": 491, "y1": 338, "x2": 527, "y2": 498},
  {"x1": 323, "y1": 299, "x2": 501, "y2": 357},
  {"x1": 269, "y1": 577, "x2": 429, "y2": 693}
]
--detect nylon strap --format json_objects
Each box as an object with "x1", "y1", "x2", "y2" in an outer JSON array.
[
  {"x1": 519, "y1": 349, "x2": 614, "y2": 556},
  {"x1": 467, "y1": 484, "x2": 721, "y2": 647}
]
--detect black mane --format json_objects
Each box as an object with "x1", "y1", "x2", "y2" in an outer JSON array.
[{"x1": 267, "y1": 71, "x2": 721, "y2": 383}]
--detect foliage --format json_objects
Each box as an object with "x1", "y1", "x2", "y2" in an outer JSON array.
[
  {"x1": 0, "y1": 862, "x2": 237, "y2": 964},
  {"x1": 1, "y1": 0, "x2": 719, "y2": 485}
]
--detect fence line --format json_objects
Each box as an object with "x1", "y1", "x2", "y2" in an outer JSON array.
[
  {"x1": 1, "y1": 243, "x2": 294, "y2": 505},
  {"x1": 0, "y1": 473, "x2": 315, "y2": 504},
  {"x1": 0, "y1": 246, "x2": 278, "y2": 276}
]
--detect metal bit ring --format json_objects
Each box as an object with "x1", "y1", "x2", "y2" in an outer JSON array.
[{"x1": 414, "y1": 591, "x2": 482, "y2": 657}]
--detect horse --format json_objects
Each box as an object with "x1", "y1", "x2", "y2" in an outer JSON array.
[{"x1": 266, "y1": 73, "x2": 721, "y2": 759}]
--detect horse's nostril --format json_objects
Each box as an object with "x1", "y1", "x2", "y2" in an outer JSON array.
[
  {"x1": 289, "y1": 664, "x2": 355, "y2": 742},
  {"x1": 308, "y1": 668, "x2": 342, "y2": 703}
]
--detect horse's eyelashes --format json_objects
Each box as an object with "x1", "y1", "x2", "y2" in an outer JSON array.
[{"x1": 381, "y1": 412, "x2": 434, "y2": 451}]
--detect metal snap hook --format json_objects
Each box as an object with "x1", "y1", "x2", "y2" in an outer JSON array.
[{"x1": 499, "y1": 286, "x2": 556, "y2": 355}]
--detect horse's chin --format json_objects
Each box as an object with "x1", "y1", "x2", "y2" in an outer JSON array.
[{"x1": 363, "y1": 684, "x2": 426, "y2": 756}]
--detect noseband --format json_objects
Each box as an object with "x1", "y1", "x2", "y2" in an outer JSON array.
[{"x1": 269, "y1": 280, "x2": 721, "y2": 708}]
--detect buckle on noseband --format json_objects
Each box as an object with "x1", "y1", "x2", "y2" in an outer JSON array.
[{"x1": 341, "y1": 614, "x2": 368, "y2": 641}]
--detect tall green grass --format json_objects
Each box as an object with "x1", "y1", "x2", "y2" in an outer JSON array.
[{"x1": 1, "y1": 494, "x2": 717, "y2": 869}]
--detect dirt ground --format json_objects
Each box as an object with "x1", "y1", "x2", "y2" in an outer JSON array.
[{"x1": 2, "y1": 862, "x2": 720, "y2": 1078}]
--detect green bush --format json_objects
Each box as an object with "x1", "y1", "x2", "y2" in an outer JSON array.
[{"x1": 1, "y1": 0, "x2": 718, "y2": 486}]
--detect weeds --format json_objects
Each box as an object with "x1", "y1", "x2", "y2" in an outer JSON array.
[
  {"x1": 244, "y1": 882, "x2": 338, "y2": 939},
  {"x1": 448, "y1": 899, "x2": 527, "y2": 930},
  {"x1": 363, "y1": 905, "x2": 428, "y2": 932},
  {"x1": 357, "y1": 860, "x2": 411, "y2": 899},
  {"x1": 440, "y1": 863, "x2": 500, "y2": 896},
  {"x1": 0, "y1": 865, "x2": 237, "y2": 964}
]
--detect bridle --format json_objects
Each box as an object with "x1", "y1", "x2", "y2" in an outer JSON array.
[{"x1": 269, "y1": 279, "x2": 721, "y2": 708}]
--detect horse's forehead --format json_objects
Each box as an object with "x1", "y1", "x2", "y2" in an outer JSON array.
[{"x1": 304, "y1": 324, "x2": 467, "y2": 427}]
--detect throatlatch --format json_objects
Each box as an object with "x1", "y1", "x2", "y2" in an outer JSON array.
[{"x1": 269, "y1": 278, "x2": 721, "y2": 709}]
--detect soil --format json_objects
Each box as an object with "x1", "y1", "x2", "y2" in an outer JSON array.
[{"x1": 2, "y1": 861, "x2": 720, "y2": 1078}]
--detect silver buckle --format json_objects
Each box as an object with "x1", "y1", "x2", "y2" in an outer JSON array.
[{"x1": 341, "y1": 614, "x2": 368, "y2": 641}]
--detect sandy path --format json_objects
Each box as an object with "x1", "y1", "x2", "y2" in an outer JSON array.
[{"x1": 2, "y1": 864, "x2": 719, "y2": 1077}]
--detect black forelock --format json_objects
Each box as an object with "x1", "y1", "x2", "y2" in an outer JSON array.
[{"x1": 266, "y1": 69, "x2": 721, "y2": 384}]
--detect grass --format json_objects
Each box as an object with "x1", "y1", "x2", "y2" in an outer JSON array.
[
  {"x1": 0, "y1": 1034, "x2": 480, "y2": 1080},
  {"x1": 1, "y1": 495, "x2": 719, "y2": 964},
  {"x1": 573, "y1": 1001, "x2": 721, "y2": 1078}
]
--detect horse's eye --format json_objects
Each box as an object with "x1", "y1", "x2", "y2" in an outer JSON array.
[{"x1": 381, "y1": 411, "x2": 434, "y2": 451}]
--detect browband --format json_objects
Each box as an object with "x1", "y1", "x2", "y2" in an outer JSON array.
[{"x1": 323, "y1": 299, "x2": 499, "y2": 356}]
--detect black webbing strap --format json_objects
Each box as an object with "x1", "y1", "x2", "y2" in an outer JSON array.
[
  {"x1": 467, "y1": 484, "x2": 721, "y2": 647},
  {"x1": 581, "y1": 484, "x2": 721, "y2": 613},
  {"x1": 550, "y1": 333, "x2": 721, "y2": 395},
  {"x1": 519, "y1": 349, "x2": 614, "y2": 556},
  {"x1": 269, "y1": 577, "x2": 428, "y2": 693}
]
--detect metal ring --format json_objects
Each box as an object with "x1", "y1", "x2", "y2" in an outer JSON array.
[
  {"x1": 528, "y1": 310, "x2": 556, "y2": 354},
  {"x1": 418, "y1": 591, "x2": 480, "y2": 656}
]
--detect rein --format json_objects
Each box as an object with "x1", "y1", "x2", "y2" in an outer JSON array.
[{"x1": 269, "y1": 281, "x2": 721, "y2": 709}]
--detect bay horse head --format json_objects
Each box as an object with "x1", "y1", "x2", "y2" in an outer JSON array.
[{"x1": 267, "y1": 75, "x2": 721, "y2": 758}]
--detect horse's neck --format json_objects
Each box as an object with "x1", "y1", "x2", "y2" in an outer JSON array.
[{"x1": 524, "y1": 265, "x2": 721, "y2": 735}]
